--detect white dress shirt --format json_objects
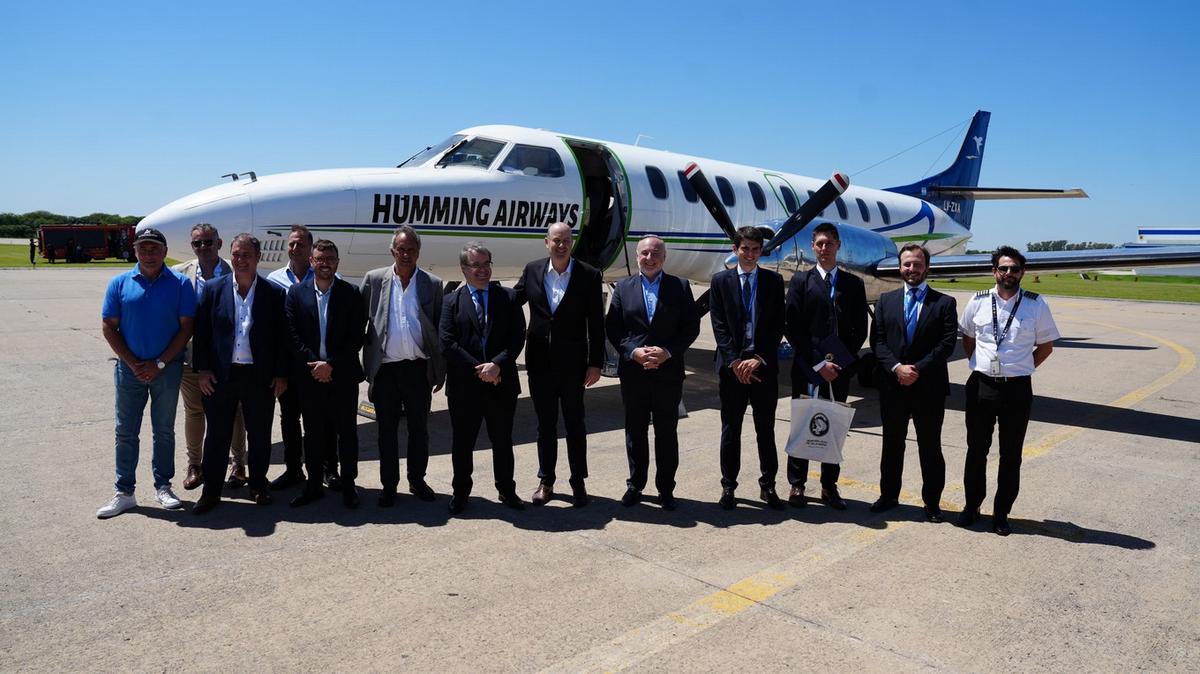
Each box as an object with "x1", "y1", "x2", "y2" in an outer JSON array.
[
  {"x1": 959, "y1": 287, "x2": 1060, "y2": 377},
  {"x1": 383, "y1": 273, "x2": 427, "y2": 362},
  {"x1": 232, "y1": 277, "x2": 257, "y2": 365},
  {"x1": 545, "y1": 259, "x2": 572, "y2": 314}
]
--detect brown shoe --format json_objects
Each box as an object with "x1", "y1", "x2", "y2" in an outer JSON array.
[
  {"x1": 531, "y1": 482, "x2": 553, "y2": 506},
  {"x1": 788, "y1": 485, "x2": 807, "y2": 507},
  {"x1": 225, "y1": 464, "x2": 248, "y2": 490},
  {"x1": 182, "y1": 464, "x2": 203, "y2": 491}
]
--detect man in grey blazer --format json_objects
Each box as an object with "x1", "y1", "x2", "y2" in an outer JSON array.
[{"x1": 360, "y1": 225, "x2": 446, "y2": 507}]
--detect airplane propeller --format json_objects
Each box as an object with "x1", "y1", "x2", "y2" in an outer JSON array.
[
  {"x1": 761, "y1": 172, "x2": 849, "y2": 255},
  {"x1": 683, "y1": 162, "x2": 739, "y2": 242}
]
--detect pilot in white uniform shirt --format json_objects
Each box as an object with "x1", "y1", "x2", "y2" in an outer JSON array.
[{"x1": 959, "y1": 287, "x2": 1060, "y2": 378}]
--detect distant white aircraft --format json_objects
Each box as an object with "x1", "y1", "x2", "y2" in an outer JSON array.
[{"x1": 138, "y1": 110, "x2": 1200, "y2": 301}]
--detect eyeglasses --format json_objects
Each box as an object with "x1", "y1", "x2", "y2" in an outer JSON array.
[
  {"x1": 191, "y1": 239, "x2": 215, "y2": 249},
  {"x1": 463, "y1": 261, "x2": 492, "y2": 269},
  {"x1": 995, "y1": 265, "x2": 1024, "y2": 273}
]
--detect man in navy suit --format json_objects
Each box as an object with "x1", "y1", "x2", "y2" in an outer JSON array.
[
  {"x1": 869, "y1": 244, "x2": 958, "y2": 522},
  {"x1": 606, "y1": 235, "x2": 700, "y2": 510},
  {"x1": 285, "y1": 240, "x2": 368, "y2": 509},
  {"x1": 709, "y1": 226, "x2": 786, "y2": 511},
  {"x1": 784, "y1": 223, "x2": 868, "y2": 510},
  {"x1": 192, "y1": 234, "x2": 289, "y2": 513},
  {"x1": 441, "y1": 242, "x2": 527, "y2": 515},
  {"x1": 513, "y1": 222, "x2": 605, "y2": 507}
]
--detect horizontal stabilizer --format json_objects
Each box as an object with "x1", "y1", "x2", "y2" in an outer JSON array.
[
  {"x1": 874, "y1": 245, "x2": 1200, "y2": 278},
  {"x1": 925, "y1": 186, "x2": 1088, "y2": 200}
]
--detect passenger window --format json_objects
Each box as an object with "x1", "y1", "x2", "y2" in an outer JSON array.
[
  {"x1": 856, "y1": 198, "x2": 870, "y2": 222},
  {"x1": 677, "y1": 171, "x2": 699, "y2": 203},
  {"x1": 437, "y1": 137, "x2": 507, "y2": 170},
  {"x1": 748, "y1": 181, "x2": 766, "y2": 210},
  {"x1": 780, "y1": 186, "x2": 798, "y2": 213},
  {"x1": 835, "y1": 197, "x2": 849, "y2": 220},
  {"x1": 877, "y1": 201, "x2": 891, "y2": 225},
  {"x1": 645, "y1": 166, "x2": 668, "y2": 199},
  {"x1": 716, "y1": 176, "x2": 736, "y2": 207},
  {"x1": 498, "y1": 144, "x2": 565, "y2": 177}
]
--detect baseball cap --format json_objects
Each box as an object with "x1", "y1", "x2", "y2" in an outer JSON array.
[{"x1": 134, "y1": 228, "x2": 167, "y2": 246}]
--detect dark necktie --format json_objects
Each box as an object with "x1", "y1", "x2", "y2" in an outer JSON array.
[
  {"x1": 825, "y1": 272, "x2": 838, "y2": 336},
  {"x1": 740, "y1": 273, "x2": 754, "y2": 348},
  {"x1": 472, "y1": 288, "x2": 488, "y2": 337}
]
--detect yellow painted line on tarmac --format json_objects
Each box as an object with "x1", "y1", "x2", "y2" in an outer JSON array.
[{"x1": 541, "y1": 317, "x2": 1196, "y2": 674}]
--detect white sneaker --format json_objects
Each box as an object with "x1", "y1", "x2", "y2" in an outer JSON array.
[
  {"x1": 97, "y1": 492, "x2": 137, "y2": 519},
  {"x1": 156, "y1": 486, "x2": 183, "y2": 510}
]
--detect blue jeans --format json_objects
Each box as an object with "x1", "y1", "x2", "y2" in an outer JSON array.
[{"x1": 113, "y1": 360, "x2": 183, "y2": 493}]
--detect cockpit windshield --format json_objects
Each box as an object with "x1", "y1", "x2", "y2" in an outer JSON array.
[
  {"x1": 436, "y1": 137, "x2": 507, "y2": 170},
  {"x1": 399, "y1": 134, "x2": 465, "y2": 168}
]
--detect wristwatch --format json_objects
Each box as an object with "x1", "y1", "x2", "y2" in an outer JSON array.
[{"x1": 156, "y1": 359, "x2": 166, "y2": 370}]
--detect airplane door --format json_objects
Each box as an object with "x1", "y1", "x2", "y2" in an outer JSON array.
[{"x1": 564, "y1": 139, "x2": 630, "y2": 273}]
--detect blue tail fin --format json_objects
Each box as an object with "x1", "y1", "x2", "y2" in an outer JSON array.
[{"x1": 884, "y1": 110, "x2": 990, "y2": 229}]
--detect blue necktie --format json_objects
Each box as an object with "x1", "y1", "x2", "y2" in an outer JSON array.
[
  {"x1": 740, "y1": 273, "x2": 754, "y2": 347},
  {"x1": 472, "y1": 288, "x2": 488, "y2": 341},
  {"x1": 904, "y1": 286, "x2": 920, "y2": 344}
]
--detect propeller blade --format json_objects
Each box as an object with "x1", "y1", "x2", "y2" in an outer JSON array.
[
  {"x1": 683, "y1": 162, "x2": 739, "y2": 242},
  {"x1": 761, "y1": 172, "x2": 849, "y2": 255}
]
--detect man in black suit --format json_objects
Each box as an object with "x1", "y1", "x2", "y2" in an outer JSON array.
[
  {"x1": 514, "y1": 222, "x2": 605, "y2": 508},
  {"x1": 869, "y1": 244, "x2": 957, "y2": 522},
  {"x1": 784, "y1": 223, "x2": 868, "y2": 510},
  {"x1": 285, "y1": 240, "x2": 368, "y2": 509},
  {"x1": 606, "y1": 235, "x2": 700, "y2": 510},
  {"x1": 710, "y1": 226, "x2": 786, "y2": 511},
  {"x1": 192, "y1": 234, "x2": 289, "y2": 513},
  {"x1": 441, "y1": 242, "x2": 527, "y2": 515}
]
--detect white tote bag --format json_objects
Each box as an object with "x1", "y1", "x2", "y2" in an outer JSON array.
[{"x1": 785, "y1": 390, "x2": 855, "y2": 464}]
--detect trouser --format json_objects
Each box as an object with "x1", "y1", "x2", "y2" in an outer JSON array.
[
  {"x1": 179, "y1": 367, "x2": 246, "y2": 468},
  {"x1": 787, "y1": 377, "x2": 849, "y2": 489},
  {"x1": 299, "y1": 379, "x2": 359, "y2": 488},
  {"x1": 963, "y1": 372, "x2": 1032, "y2": 518},
  {"x1": 113, "y1": 360, "x2": 182, "y2": 493},
  {"x1": 718, "y1": 367, "x2": 779, "y2": 490},
  {"x1": 878, "y1": 385, "x2": 946, "y2": 507},
  {"x1": 529, "y1": 368, "x2": 588, "y2": 487},
  {"x1": 374, "y1": 360, "x2": 433, "y2": 491},
  {"x1": 200, "y1": 366, "x2": 275, "y2": 498},
  {"x1": 448, "y1": 384, "x2": 517, "y2": 497},
  {"x1": 620, "y1": 371, "x2": 682, "y2": 495},
  {"x1": 277, "y1": 381, "x2": 304, "y2": 473}
]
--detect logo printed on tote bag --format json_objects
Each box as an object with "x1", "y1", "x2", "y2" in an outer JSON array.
[{"x1": 809, "y1": 413, "x2": 830, "y2": 437}]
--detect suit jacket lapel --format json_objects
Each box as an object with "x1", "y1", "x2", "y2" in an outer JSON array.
[
  {"x1": 912, "y1": 288, "x2": 936, "y2": 340},
  {"x1": 465, "y1": 287, "x2": 483, "y2": 332}
]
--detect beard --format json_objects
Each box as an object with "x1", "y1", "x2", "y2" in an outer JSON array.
[{"x1": 997, "y1": 276, "x2": 1021, "y2": 291}]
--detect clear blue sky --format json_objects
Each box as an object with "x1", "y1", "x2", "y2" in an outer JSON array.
[{"x1": 2, "y1": 1, "x2": 1197, "y2": 249}]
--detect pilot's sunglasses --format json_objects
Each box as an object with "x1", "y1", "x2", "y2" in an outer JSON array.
[
  {"x1": 995, "y1": 264, "x2": 1023, "y2": 273},
  {"x1": 191, "y1": 239, "x2": 216, "y2": 248}
]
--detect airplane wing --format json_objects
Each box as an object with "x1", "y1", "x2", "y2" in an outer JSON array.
[{"x1": 874, "y1": 245, "x2": 1200, "y2": 278}]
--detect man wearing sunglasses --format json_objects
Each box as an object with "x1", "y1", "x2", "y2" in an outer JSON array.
[
  {"x1": 172, "y1": 223, "x2": 246, "y2": 491},
  {"x1": 957, "y1": 246, "x2": 1059, "y2": 536}
]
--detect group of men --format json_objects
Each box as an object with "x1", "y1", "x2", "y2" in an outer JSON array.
[{"x1": 96, "y1": 219, "x2": 1058, "y2": 535}]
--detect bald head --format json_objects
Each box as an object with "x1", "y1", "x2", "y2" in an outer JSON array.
[
  {"x1": 636, "y1": 235, "x2": 666, "y2": 279},
  {"x1": 545, "y1": 221, "x2": 574, "y2": 269}
]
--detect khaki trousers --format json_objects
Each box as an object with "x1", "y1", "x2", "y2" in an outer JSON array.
[{"x1": 180, "y1": 368, "x2": 246, "y2": 468}]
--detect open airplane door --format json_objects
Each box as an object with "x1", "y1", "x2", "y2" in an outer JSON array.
[{"x1": 562, "y1": 138, "x2": 631, "y2": 274}]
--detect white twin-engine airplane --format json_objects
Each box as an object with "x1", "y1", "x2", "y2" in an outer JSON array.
[{"x1": 137, "y1": 110, "x2": 1200, "y2": 302}]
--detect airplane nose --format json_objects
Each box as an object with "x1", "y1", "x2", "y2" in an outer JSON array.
[{"x1": 138, "y1": 182, "x2": 252, "y2": 253}]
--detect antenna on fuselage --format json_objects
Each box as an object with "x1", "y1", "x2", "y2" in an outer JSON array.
[
  {"x1": 222, "y1": 173, "x2": 239, "y2": 181},
  {"x1": 634, "y1": 134, "x2": 654, "y2": 147}
]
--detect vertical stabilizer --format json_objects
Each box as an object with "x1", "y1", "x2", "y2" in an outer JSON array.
[{"x1": 885, "y1": 110, "x2": 990, "y2": 229}]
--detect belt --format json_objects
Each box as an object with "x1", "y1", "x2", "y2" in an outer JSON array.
[{"x1": 977, "y1": 372, "x2": 1030, "y2": 383}]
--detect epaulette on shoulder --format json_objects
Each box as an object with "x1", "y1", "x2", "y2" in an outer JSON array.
[
  {"x1": 1021, "y1": 289, "x2": 1040, "y2": 300},
  {"x1": 974, "y1": 290, "x2": 991, "y2": 298}
]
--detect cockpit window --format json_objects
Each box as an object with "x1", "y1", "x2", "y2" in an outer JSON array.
[
  {"x1": 401, "y1": 134, "x2": 465, "y2": 167},
  {"x1": 499, "y1": 144, "x2": 565, "y2": 178},
  {"x1": 436, "y1": 137, "x2": 507, "y2": 170}
]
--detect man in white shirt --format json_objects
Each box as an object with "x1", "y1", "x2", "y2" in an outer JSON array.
[
  {"x1": 360, "y1": 226, "x2": 446, "y2": 507},
  {"x1": 957, "y1": 245, "x2": 1059, "y2": 536}
]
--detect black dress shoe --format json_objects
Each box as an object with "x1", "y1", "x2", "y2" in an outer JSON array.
[
  {"x1": 621, "y1": 487, "x2": 642, "y2": 507},
  {"x1": 448, "y1": 494, "x2": 467, "y2": 515},
  {"x1": 408, "y1": 481, "x2": 436, "y2": 502},
  {"x1": 821, "y1": 487, "x2": 847, "y2": 511},
  {"x1": 924, "y1": 506, "x2": 944, "y2": 523},
  {"x1": 788, "y1": 485, "x2": 806, "y2": 507},
  {"x1": 660, "y1": 493, "x2": 677, "y2": 511},
  {"x1": 992, "y1": 516, "x2": 1012, "y2": 536},
  {"x1": 289, "y1": 488, "x2": 324, "y2": 507},
  {"x1": 498, "y1": 491, "x2": 525, "y2": 511},
  {"x1": 192, "y1": 494, "x2": 220, "y2": 515},
  {"x1": 225, "y1": 466, "x2": 248, "y2": 490},
  {"x1": 343, "y1": 483, "x2": 360, "y2": 509},
  {"x1": 760, "y1": 487, "x2": 785, "y2": 511},
  {"x1": 325, "y1": 471, "x2": 342, "y2": 492},
  {"x1": 956, "y1": 507, "x2": 980, "y2": 527},
  {"x1": 869, "y1": 498, "x2": 899, "y2": 513},
  {"x1": 718, "y1": 487, "x2": 736, "y2": 510},
  {"x1": 571, "y1": 483, "x2": 589, "y2": 508},
  {"x1": 378, "y1": 488, "x2": 397, "y2": 508},
  {"x1": 250, "y1": 489, "x2": 272, "y2": 506},
  {"x1": 270, "y1": 470, "x2": 306, "y2": 490}
]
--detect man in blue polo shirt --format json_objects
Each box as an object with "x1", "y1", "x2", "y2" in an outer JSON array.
[{"x1": 97, "y1": 228, "x2": 197, "y2": 519}]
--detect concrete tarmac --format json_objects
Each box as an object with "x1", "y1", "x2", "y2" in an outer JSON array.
[{"x1": 1, "y1": 267, "x2": 1197, "y2": 672}]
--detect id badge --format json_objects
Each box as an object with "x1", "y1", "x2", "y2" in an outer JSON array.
[{"x1": 989, "y1": 361, "x2": 1001, "y2": 377}]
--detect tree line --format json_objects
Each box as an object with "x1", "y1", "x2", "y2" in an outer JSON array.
[{"x1": 0, "y1": 211, "x2": 143, "y2": 238}]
